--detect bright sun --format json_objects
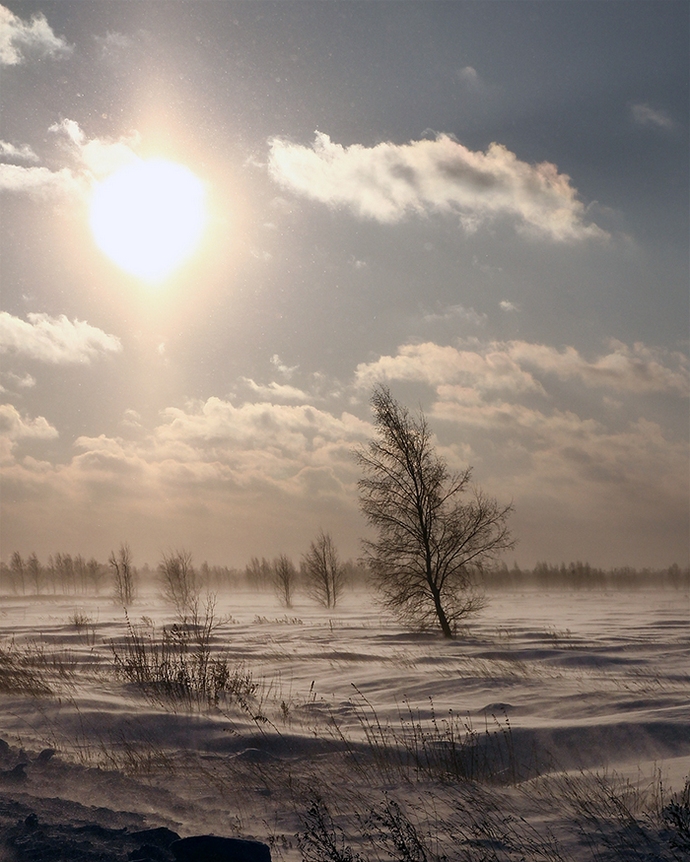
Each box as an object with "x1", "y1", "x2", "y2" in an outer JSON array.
[{"x1": 89, "y1": 159, "x2": 207, "y2": 284}]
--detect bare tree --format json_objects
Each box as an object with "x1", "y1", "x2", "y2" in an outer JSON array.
[
  {"x1": 74, "y1": 554, "x2": 89, "y2": 594},
  {"x1": 26, "y1": 552, "x2": 42, "y2": 595},
  {"x1": 245, "y1": 556, "x2": 272, "y2": 590},
  {"x1": 159, "y1": 549, "x2": 200, "y2": 620},
  {"x1": 302, "y1": 531, "x2": 346, "y2": 608},
  {"x1": 10, "y1": 552, "x2": 25, "y2": 595},
  {"x1": 357, "y1": 386, "x2": 514, "y2": 638},
  {"x1": 273, "y1": 554, "x2": 297, "y2": 608},
  {"x1": 87, "y1": 557, "x2": 106, "y2": 594},
  {"x1": 110, "y1": 543, "x2": 136, "y2": 607},
  {"x1": 54, "y1": 552, "x2": 75, "y2": 594}
]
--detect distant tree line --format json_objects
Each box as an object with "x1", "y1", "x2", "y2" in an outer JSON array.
[
  {"x1": 1, "y1": 548, "x2": 686, "y2": 599},
  {"x1": 479, "y1": 560, "x2": 689, "y2": 591},
  {"x1": 0, "y1": 535, "x2": 369, "y2": 607},
  {"x1": 0, "y1": 550, "x2": 109, "y2": 596}
]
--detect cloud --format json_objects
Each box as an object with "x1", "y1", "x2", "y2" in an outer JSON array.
[
  {"x1": 2, "y1": 397, "x2": 372, "y2": 517},
  {"x1": 431, "y1": 390, "x2": 688, "y2": 510},
  {"x1": 0, "y1": 120, "x2": 141, "y2": 199},
  {"x1": 49, "y1": 118, "x2": 140, "y2": 177},
  {"x1": 507, "y1": 340, "x2": 690, "y2": 395},
  {"x1": 0, "y1": 404, "x2": 58, "y2": 441},
  {"x1": 1, "y1": 371, "x2": 36, "y2": 390},
  {"x1": 356, "y1": 339, "x2": 689, "y2": 398},
  {"x1": 499, "y1": 300, "x2": 519, "y2": 313},
  {"x1": 2, "y1": 357, "x2": 686, "y2": 566},
  {"x1": 0, "y1": 141, "x2": 38, "y2": 162},
  {"x1": 0, "y1": 162, "x2": 83, "y2": 198},
  {"x1": 0, "y1": 312, "x2": 122, "y2": 364},
  {"x1": 353, "y1": 337, "x2": 688, "y2": 564},
  {"x1": 270, "y1": 354, "x2": 298, "y2": 378},
  {"x1": 458, "y1": 66, "x2": 479, "y2": 84},
  {"x1": 0, "y1": 404, "x2": 57, "y2": 464},
  {"x1": 355, "y1": 341, "x2": 544, "y2": 395},
  {"x1": 457, "y1": 65, "x2": 480, "y2": 87},
  {"x1": 422, "y1": 304, "x2": 487, "y2": 327},
  {"x1": 0, "y1": 4, "x2": 72, "y2": 66},
  {"x1": 631, "y1": 103, "x2": 673, "y2": 130},
  {"x1": 156, "y1": 397, "x2": 369, "y2": 465},
  {"x1": 268, "y1": 132, "x2": 607, "y2": 241},
  {"x1": 241, "y1": 379, "x2": 310, "y2": 401}
]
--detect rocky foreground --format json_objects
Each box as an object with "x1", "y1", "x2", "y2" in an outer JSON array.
[{"x1": 0, "y1": 739, "x2": 271, "y2": 862}]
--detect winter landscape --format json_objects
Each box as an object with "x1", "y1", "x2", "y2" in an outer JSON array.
[
  {"x1": 0, "y1": 557, "x2": 689, "y2": 861},
  {"x1": 1, "y1": 1, "x2": 689, "y2": 859}
]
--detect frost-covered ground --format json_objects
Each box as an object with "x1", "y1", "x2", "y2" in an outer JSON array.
[{"x1": 0, "y1": 587, "x2": 688, "y2": 860}]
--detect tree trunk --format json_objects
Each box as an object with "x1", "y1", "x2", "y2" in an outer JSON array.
[{"x1": 430, "y1": 583, "x2": 453, "y2": 638}]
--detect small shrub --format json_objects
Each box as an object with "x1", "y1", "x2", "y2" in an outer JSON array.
[
  {"x1": 69, "y1": 610, "x2": 91, "y2": 630},
  {"x1": 662, "y1": 777, "x2": 690, "y2": 854},
  {"x1": 159, "y1": 549, "x2": 200, "y2": 620},
  {"x1": 297, "y1": 795, "x2": 363, "y2": 862},
  {"x1": 365, "y1": 798, "x2": 436, "y2": 862},
  {"x1": 111, "y1": 609, "x2": 256, "y2": 711}
]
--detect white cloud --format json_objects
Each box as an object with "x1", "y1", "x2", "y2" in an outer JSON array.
[
  {"x1": 241, "y1": 379, "x2": 310, "y2": 401},
  {"x1": 3, "y1": 397, "x2": 371, "y2": 511},
  {"x1": 0, "y1": 163, "x2": 83, "y2": 198},
  {"x1": 507, "y1": 340, "x2": 690, "y2": 395},
  {"x1": 423, "y1": 304, "x2": 487, "y2": 327},
  {"x1": 0, "y1": 312, "x2": 122, "y2": 364},
  {"x1": 0, "y1": 140, "x2": 38, "y2": 162},
  {"x1": 1, "y1": 371, "x2": 36, "y2": 390},
  {"x1": 270, "y1": 354, "x2": 298, "y2": 378},
  {"x1": 499, "y1": 300, "x2": 519, "y2": 313},
  {"x1": 457, "y1": 65, "x2": 480, "y2": 87},
  {"x1": 0, "y1": 4, "x2": 72, "y2": 66},
  {"x1": 121, "y1": 409, "x2": 142, "y2": 429},
  {"x1": 431, "y1": 390, "x2": 688, "y2": 511},
  {"x1": 0, "y1": 404, "x2": 57, "y2": 464},
  {"x1": 0, "y1": 404, "x2": 57, "y2": 441},
  {"x1": 631, "y1": 103, "x2": 673, "y2": 130},
  {"x1": 1, "y1": 358, "x2": 686, "y2": 566},
  {"x1": 49, "y1": 118, "x2": 140, "y2": 177},
  {"x1": 356, "y1": 339, "x2": 689, "y2": 398},
  {"x1": 355, "y1": 341, "x2": 544, "y2": 395},
  {"x1": 353, "y1": 337, "x2": 688, "y2": 560},
  {"x1": 268, "y1": 132, "x2": 607, "y2": 242},
  {"x1": 0, "y1": 120, "x2": 141, "y2": 199}
]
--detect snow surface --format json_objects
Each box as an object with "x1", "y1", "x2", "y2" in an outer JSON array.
[{"x1": 0, "y1": 586, "x2": 688, "y2": 860}]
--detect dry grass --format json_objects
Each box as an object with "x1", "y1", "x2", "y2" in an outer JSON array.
[
  {"x1": 334, "y1": 687, "x2": 524, "y2": 786},
  {"x1": 0, "y1": 638, "x2": 76, "y2": 696},
  {"x1": 110, "y1": 611, "x2": 257, "y2": 711}
]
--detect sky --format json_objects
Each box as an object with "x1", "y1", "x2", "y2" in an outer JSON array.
[{"x1": 1, "y1": 1, "x2": 688, "y2": 570}]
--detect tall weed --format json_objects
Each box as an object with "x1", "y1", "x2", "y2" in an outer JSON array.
[
  {"x1": 110, "y1": 607, "x2": 255, "y2": 711},
  {"x1": 340, "y1": 687, "x2": 524, "y2": 785}
]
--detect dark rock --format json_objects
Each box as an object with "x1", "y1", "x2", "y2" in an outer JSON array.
[
  {"x1": 129, "y1": 845, "x2": 174, "y2": 861},
  {"x1": 171, "y1": 835, "x2": 271, "y2": 862},
  {"x1": 0, "y1": 739, "x2": 10, "y2": 758},
  {"x1": 25, "y1": 812, "x2": 39, "y2": 829},
  {"x1": 0, "y1": 763, "x2": 27, "y2": 782},
  {"x1": 131, "y1": 827, "x2": 180, "y2": 848},
  {"x1": 130, "y1": 826, "x2": 181, "y2": 860},
  {"x1": 36, "y1": 748, "x2": 56, "y2": 763},
  {"x1": 74, "y1": 823, "x2": 127, "y2": 839}
]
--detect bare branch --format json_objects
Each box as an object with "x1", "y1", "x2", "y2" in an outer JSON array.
[{"x1": 357, "y1": 385, "x2": 514, "y2": 637}]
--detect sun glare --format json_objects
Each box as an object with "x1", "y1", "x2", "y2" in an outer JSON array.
[{"x1": 89, "y1": 159, "x2": 207, "y2": 284}]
